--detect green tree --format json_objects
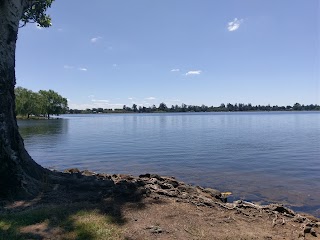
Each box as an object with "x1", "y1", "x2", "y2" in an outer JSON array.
[
  {"x1": 293, "y1": 103, "x2": 302, "y2": 111},
  {"x1": 158, "y1": 102, "x2": 168, "y2": 112},
  {"x1": 15, "y1": 87, "x2": 41, "y2": 118},
  {"x1": 0, "y1": 0, "x2": 54, "y2": 197},
  {"x1": 132, "y1": 104, "x2": 137, "y2": 112},
  {"x1": 39, "y1": 90, "x2": 68, "y2": 119}
]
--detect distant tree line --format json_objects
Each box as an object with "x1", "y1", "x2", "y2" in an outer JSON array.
[
  {"x1": 68, "y1": 102, "x2": 320, "y2": 114},
  {"x1": 15, "y1": 87, "x2": 68, "y2": 119}
]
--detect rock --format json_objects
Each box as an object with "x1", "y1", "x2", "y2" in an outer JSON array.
[
  {"x1": 203, "y1": 188, "x2": 221, "y2": 198},
  {"x1": 303, "y1": 224, "x2": 318, "y2": 237},
  {"x1": 306, "y1": 222, "x2": 318, "y2": 227},
  {"x1": 310, "y1": 228, "x2": 317, "y2": 237},
  {"x1": 293, "y1": 216, "x2": 306, "y2": 223},
  {"x1": 148, "y1": 184, "x2": 161, "y2": 191},
  {"x1": 64, "y1": 168, "x2": 80, "y2": 174},
  {"x1": 304, "y1": 226, "x2": 312, "y2": 234},
  {"x1": 180, "y1": 193, "x2": 189, "y2": 199},
  {"x1": 177, "y1": 185, "x2": 187, "y2": 191},
  {"x1": 165, "y1": 179, "x2": 179, "y2": 188},
  {"x1": 197, "y1": 186, "x2": 204, "y2": 190},
  {"x1": 119, "y1": 174, "x2": 135, "y2": 180},
  {"x1": 146, "y1": 226, "x2": 163, "y2": 234},
  {"x1": 150, "y1": 174, "x2": 164, "y2": 181},
  {"x1": 178, "y1": 185, "x2": 198, "y2": 195},
  {"x1": 156, "y1": 189, "x2": 179, "y2": 197},
  {"x1": 81, "y1": 170, "x2": 96, "y2": 176},
  {"x1": 159, "y1": 182, "x2": 173, "y2": 190},
  {"x1": 146, "y1": 178, "x2": 159, "y2": 185},
  {"x1": 96, "y1": 173, "x2": 111, "y2": 179},
  {"x1": 135, "y1": 179, "x2": 146, "y2": 186},
  {"x1": 139, "y1": 173, "x2": 151, "y2": 178},
  {"x1": 270, "y1": 205, "x2": 295, "y2": 216}
]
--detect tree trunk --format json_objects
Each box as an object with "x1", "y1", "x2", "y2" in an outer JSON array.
[{"x1": 0, "y1": 0, "x2": 48, "y2": 198}]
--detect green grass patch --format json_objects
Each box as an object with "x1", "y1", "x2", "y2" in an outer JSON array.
[{"x1": 0, "y1": 203, "x2": 121, "y2": 240}]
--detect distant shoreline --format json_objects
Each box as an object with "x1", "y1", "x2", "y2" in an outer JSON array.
[
  {"x1": 16, "y1": 110, "x2": 320, "y2": 120},
  {"x1": 68, "y1": 102, "x2": 320, "y2": 114},
  {"x1": 66, "y1": 109, "x2": 320, "y2": 115}
]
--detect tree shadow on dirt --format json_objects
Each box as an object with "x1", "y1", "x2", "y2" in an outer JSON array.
[{"x1": 0, "y1": 171, "x2": 149, "y2": 239}]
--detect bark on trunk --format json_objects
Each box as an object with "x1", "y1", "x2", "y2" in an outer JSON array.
[{"x1": 0, "y1": 0, "x2": 48, "y2": 198}]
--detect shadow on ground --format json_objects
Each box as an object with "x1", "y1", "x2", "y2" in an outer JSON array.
[{"x1": 0, "y1": 171, "x2": 147, "y2": 240}]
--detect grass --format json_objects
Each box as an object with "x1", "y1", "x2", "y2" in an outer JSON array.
[{"x1": 0, "y1": 203, "x2": 122, "y2": 240}]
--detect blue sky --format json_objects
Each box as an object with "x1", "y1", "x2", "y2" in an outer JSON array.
[{"x1": 16, "y1": 0, "x2": 319, "y2": 109}]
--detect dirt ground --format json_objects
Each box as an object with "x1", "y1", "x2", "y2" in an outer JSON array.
[
  {"x1": 1, "y1": 170, "x2": 319, "y2": 240},
  {"x1": 121, "y1": 197, "x2": 320, "y2": 240}
]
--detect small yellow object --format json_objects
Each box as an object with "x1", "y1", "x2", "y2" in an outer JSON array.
[{"x1": 221, "y1": 192, "x2": 232, "y2": 197}]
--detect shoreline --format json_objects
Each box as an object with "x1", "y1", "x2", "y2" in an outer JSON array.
[
  {"x1": 1, "y1": 168, "x2": 319, "y2": 239},
  {"x1": 66, "y1": 110, "x2": 320, "y2": 115},
  {"x1": 63, "y1": 168, "x2": 320, "y2": 217}
]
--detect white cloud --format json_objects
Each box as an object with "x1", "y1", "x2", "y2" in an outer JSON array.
[
  {"x1": 186, "y1": 70, "x2": 202, "y2": 76},
  {"x1": 108, "y1": 103, "x2": 125, "y2": 109},
  {"x1": 88, "y1": 95, "x2": 95, "y2": 99},
  {"x1": 69, "y1": 102, "x2": 124, "y2": 110},
  {"x1": 63, "y1": 65, "x2": 74, "y2": 69},
  {"x1": 91, "y1": 36, "x2": 102, "y2": 43},
  {"x1": 145, "y1": 97, "x2": 156, "y2": 100},
  {"x1": 78, "y1": 67, "x2": 88, "y2": 71},
  {"x1": 168, "y1": 99, "x2": 181, "y2": 102},
  {"x1": 128, "y1": 97, "x2": 134, "y2": 100},
  {"x1": 227, "y1": 18, "x2": 243, "y2": 32},
  {"x1": 92, "y1": 99, "x2": 109, "y2": 103},
  {"x1": 171, "y1": 69, "x2": 180, "y2": 72}
]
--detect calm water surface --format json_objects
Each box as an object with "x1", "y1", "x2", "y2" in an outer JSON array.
[{"x1": 18, "y1": 112, "x2": 320, "y2": 216}]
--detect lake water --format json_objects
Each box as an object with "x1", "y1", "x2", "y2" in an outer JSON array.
[{"x1": 18, "y1": 112, "x2": 320, "y2": 217}]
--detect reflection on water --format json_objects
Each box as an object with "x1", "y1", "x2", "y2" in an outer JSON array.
[
  {"x1": 19, "y1": 119, "x2": 68, "y2": 138},
  {"x1": 17, "y1": 112, "x2": 320, "y2": 217},
  {"x1": 18, "y1": 119, "x2": 69, "y2": 168}
]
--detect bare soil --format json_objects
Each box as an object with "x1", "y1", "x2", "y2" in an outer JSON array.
[{"x1": 1, "y1": 169, "x2": 319, "y2": 240}]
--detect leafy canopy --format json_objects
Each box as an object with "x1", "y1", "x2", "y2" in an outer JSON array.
[
  {"x1": 20, "y1": 0, "x2": 54, "y2": 28},
  {"x1": 15, "y1": 87, "x2": 68, "y2": 118}
]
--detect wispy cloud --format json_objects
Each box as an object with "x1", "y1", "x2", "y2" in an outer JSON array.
[
  {"x1": 64, "y1": 65, "x2": 88, "y2": 71},
  {"x1": 168, "y1": 99, "x2": 181, "y2": 102},
  {"x1": 186, "y1": 70, "x2": 202, "y2": 76},
  {"x1": 92, "y1": 99, "x2": 109, "y2": 103},
  {"x1": 145, "y1": 97, "x2": 156, "y2": 100},
  {"x1": 63, "y1": 65, "x2": 74, "y2": 69},
  {"x1": 227, "y1": 18, "x2": 243, "y2": 32},
  {"x1": 128, "y1": 97, "x2": 134, "y2": 100},
  {"x1": 171, "y1": 69, "x2": 180, "y2": 72},
  {"x1": 90, "y1": 36, "x2": 102, "y2": 43}
]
